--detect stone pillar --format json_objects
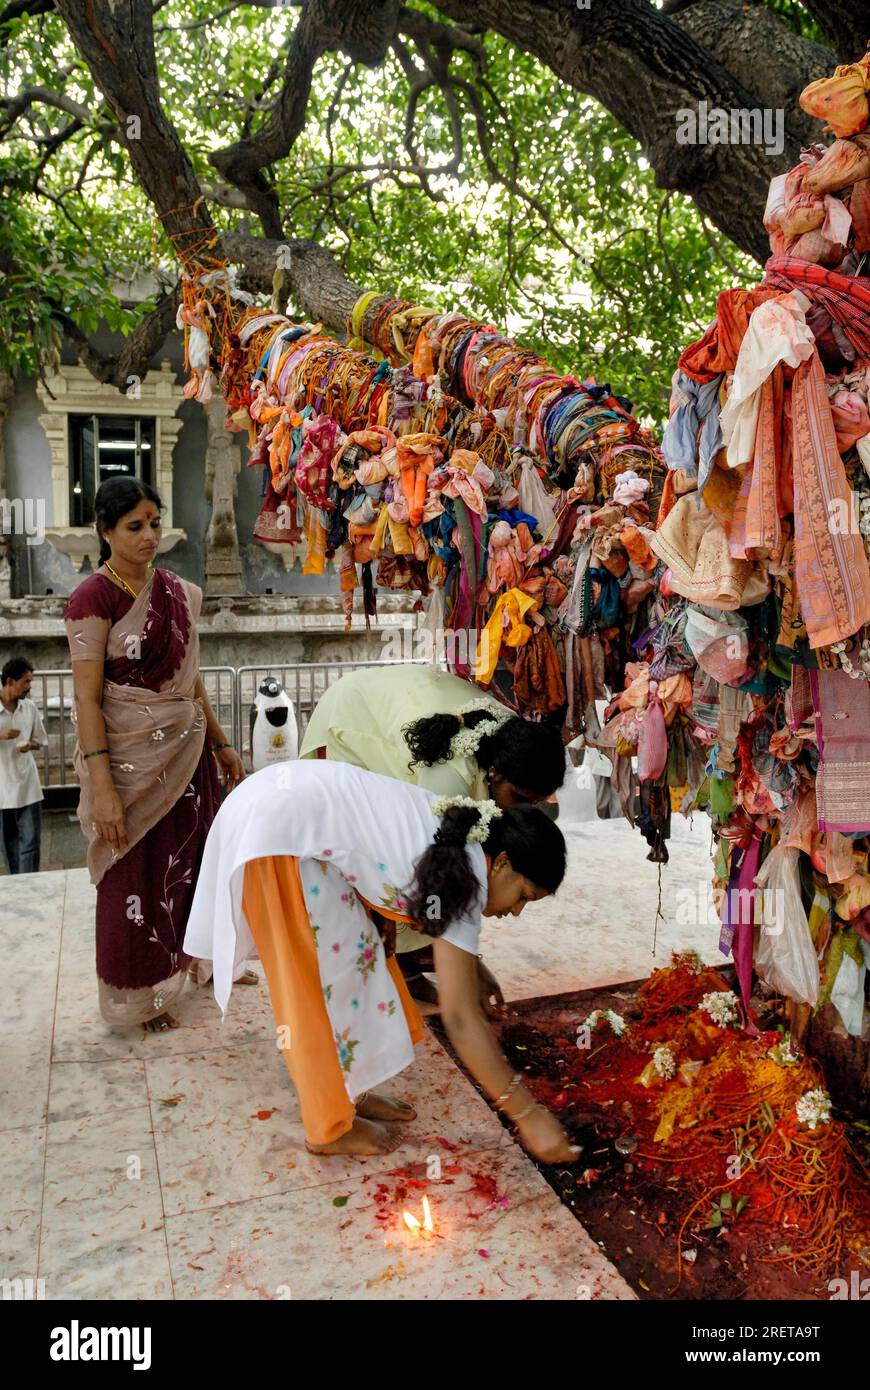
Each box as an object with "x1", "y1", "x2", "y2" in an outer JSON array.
[
  {"x1": 203, "y1": 393, "x2": 243, "y2": 595},
  {"x1": 0, "y1": 372, "x2": 15, "y2": 598}
]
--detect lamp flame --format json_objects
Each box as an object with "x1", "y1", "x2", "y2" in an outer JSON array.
[{"x1": 402, "y1": 1196, "x2": 436, "y2": 1236}]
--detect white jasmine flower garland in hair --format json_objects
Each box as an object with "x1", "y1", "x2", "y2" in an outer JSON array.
[
  {"x1": 449, "y1": 720, "x2": 504, "y2": 760},
  {"x1": 449, "y1": 700, "x2": 512, "y2": 761},
  {"x1": 456, "y1": 699, "x2": 512, "y2": 724},
  {"x1": 431, "y1": 795, "x2": 503, "y2": 844}
]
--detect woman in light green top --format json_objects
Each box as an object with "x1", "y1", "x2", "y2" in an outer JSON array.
[{"x1": 300, "y1": 664, "x2": 567, "y2": 1007}]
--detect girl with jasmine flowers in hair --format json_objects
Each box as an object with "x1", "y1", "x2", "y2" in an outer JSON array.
[
  {"x1": 299, "y1": 663, "x2": 567, "y2": 1005},
  {"x1": 184, "y1": 759, "x2": 580, "y2": 1163}
]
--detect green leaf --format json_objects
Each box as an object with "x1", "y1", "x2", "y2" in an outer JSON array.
[
  {"x1": 719, "y1": 1191, "x2": 732, "y2": 1211},
  {"x1": 332, "y1": 1194, "x2": 350, "y2": 1207},
  {"x1": 0, "y1": 0, "x2": 753, "y2": 401},
  {"x1": 735, "y1": 1196, "x2": 749, "y2": 1217}
]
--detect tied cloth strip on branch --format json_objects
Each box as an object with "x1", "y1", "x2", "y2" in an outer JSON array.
[{"x1": 175, "y1": 277, "x2": 664, "y2": 725}]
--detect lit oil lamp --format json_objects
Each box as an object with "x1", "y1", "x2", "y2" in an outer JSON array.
[{"x1": 402, "y1": 1195, "x2": 436, "y2": 1237}]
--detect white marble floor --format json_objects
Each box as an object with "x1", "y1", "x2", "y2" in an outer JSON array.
[{"x1": 0, "y1": 808, "x2": 719, "y2": 1301}]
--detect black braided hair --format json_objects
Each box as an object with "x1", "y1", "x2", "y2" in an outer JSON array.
[
  {"x1": 405, "y1": 803, "x2": 566, "y2": 937},
  {"x1": 403, "y1": 709, "x2": 565, "y2": 799}
]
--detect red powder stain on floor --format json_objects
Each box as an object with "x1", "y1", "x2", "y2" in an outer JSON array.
[
  {"x1": 467, "y1": 1171, "x2": 503, "y2": 1208},
  {"x1": 252, "y1": 1110, "x2": 275, "y2": 1120}
]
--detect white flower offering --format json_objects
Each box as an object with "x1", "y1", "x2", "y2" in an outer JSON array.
[
  {"x1": 652, "y1": 1045, "x2": 677, "y2": 1080},
  {"x1": 768, "y1": 1036, "x2": 800, "y2": 1066},
  {"x1": 795, "y1": 1088, "x2": 832, "y2": 1131},
  {"x1": 699, "y1": 989, "x2": 740, "y2": 1029},
  {"x1": 577, "y1": 1008, "x2": 627, "y2": 1042}
]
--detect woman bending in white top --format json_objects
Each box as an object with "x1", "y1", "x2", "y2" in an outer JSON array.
[{"x1": 185, "y1": 760, "x2": 580, "y2": 1163}]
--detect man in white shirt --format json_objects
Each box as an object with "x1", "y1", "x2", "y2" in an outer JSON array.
[{"x1": 0, "y1": 657, "x2": 47, "y2": 873}]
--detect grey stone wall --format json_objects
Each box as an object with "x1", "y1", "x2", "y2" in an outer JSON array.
[
  {"x1": 0, "y1": 591, "x2": 420, "y2": 674},
  {"x1": 3, "y1": 323, "x2": 341, "y2": 600}
]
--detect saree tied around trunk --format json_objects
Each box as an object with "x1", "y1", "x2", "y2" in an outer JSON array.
[
  {"x1": 719, "y1": 827, "x2": 764, "y2": 1035},
  {"x1": 651, "y1": 492, "x2": 768, "y2": 610},
  {"x1": 66, "y1": 570, "x2": 215, "y2": 1026},
  {"x1": 810, "y1": 668, "x2": 870, "y2": 831},
  {"x1": 790, "y1": 352, "x2": 870, "y2": 648}
]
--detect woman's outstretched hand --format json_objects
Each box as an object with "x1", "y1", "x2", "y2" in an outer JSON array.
[
  {"x1": 477, "y1": 958, "x2": 505, "y2": 1019},
  {"x1": 516, "y1": 1105, "x2": 582, "y2": 1165}
]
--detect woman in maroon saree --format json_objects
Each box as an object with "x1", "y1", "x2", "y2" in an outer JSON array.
[{"x1": 64, "y1": 477, "x2": 245, "y2": 1031}]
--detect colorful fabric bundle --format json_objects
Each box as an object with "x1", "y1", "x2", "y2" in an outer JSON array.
[
  {"x1": 595, "y1": 49, "x2": 870, "y2": 1039},
  {"x1": 174, "y1": 281, "x2": 666, "y2": 724}
]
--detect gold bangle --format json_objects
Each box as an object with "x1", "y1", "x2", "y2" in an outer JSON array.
[
  {"x1": 494, "y1": 1072, "x2": 522, "y2": 1110},
  {"x1": 510, "y1": 1100, "x2": 540, "y2": 1123}
]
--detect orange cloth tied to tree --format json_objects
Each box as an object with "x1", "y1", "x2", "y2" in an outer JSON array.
[
  {"x1": 619, "y1": 524, "x2": 658, "y2": 573},
  {"x1": 395, "y1": 433, "x2": 444, "y2": 528},
  {"x1": 679, "y1": 287, "x2": 782, "y2": 382},
  {"x1": 302, "y1": 506, "x2": 328, "y2": 575},
  {"x1": 474, "y1": 587, "x2": 539, "y2": 684},
  {"x1": 800, "y1": 53, "x2": 870, "y2": 138},
  {"x1": 258, "y1": 405, "x2": 302, "y2": 490},
  {"x1": 332, "y1": 426, "x2": 395, "y2": 491}
]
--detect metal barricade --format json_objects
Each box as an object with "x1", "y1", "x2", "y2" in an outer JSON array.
[
  {"x1": 28, "y1": 670, "x2": 76, "y2": 789},
  {"x1": 235, "y1": 658, "x2": 430, "y2": 760},
  {"x1": 32, "y1": 665, "x2": 237, "y2": 789},
  {"x1": 199, "y1": 666, "x2": 237, "y2": 751},
  {"x1": 31, "y1": 661, "x2": 425, "y2": 783}
]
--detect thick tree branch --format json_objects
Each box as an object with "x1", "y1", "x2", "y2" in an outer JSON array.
[
  {"x1": 51, "y1": 286, "x2": 180, "y2": 388},
  {"x1": 55, "y1": 0, "x2": 219, "y2": 273},
  {"x1": 801, "y1": 2, "x2": 870, "y2": 64},
  {"x1": 678, "y1": 0, "x2": 833, "y2": 149},
  {"x1": 431, "y1": 0, "x2": 834, "y2": 262},
  {"x1": 222, "y1": 230, "x2": 360, "y2": 331},
  {"x1": 2, "y1": 85, "x2": 93, "y2": 126},
  {"x1": 210, "y1": 0, "x2": 403, "y2": 238},
  {"x1": 397, "y1": 5, "x2": 484, "y2": 62}
]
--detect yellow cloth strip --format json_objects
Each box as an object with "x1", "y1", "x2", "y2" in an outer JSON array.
[{"x1": 474, "y1": 587, "x2": 538, "y2": 684}]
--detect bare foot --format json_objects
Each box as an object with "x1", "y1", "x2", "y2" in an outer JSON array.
[
  {"x1": 143, "y1": 1012, "x2": 180, "y2": 1033},
  {"x1": 306, "y1": 1116, "x2": 399, "y2": 1156},
  {"x1": 356, "y1": 1091, "x2": 416, "y2": 1123},
  {"x1": 188, "y1": 964, "x2": 258, "y2": 986}
]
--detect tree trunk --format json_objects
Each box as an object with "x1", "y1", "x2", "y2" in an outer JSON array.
[
  {"x1": 55, "y1": 0, "x2": 220, "y2": 274},
  {"x1": 801, "y1": 1, "x2": 870, "y2": 65},
  {"x1": 223, "y1": 232, "x2": 363, "y2": 334}
]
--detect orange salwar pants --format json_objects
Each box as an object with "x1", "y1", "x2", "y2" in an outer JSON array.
[{"x1": 242, "y1": 854, "x2": 423, "y2": 1145}]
